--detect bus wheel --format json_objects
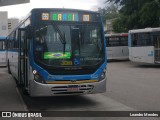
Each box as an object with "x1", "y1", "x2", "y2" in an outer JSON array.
[
  {"x1": 7, "y1": 60, "x2": 11, "y2": 74},
  {"x1": 22, "y1": 87, "x2": 29, "y2": 96}
]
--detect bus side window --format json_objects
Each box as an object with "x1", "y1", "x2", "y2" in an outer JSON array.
[
  {"x1": 106, "y1": 37, "x2": 110, "y2": 47},
  {"x1": 0, "y1": 41, "x2": 2, "y2": 50},
  {"x1": 132, "y1": 34, "x2": 137, "y2": 46},
  {"x1": 3, "y1": 41, "x2": 7, "y2": 50}
]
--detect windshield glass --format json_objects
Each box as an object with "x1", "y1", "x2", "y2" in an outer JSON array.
[{"x1": 34, "y1": 22, "x2": 104, "y2": 67}]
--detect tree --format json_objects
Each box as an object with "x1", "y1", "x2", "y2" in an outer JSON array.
[
  {"x1": 98, "y1": 3, "x2": 119, "y2": 25},
  {"x1": 106, "y1": 0, "x2": 160, "y2": 32},
  {"x1": 140, "y1": 0, "x2": 160, "y2": 27}
]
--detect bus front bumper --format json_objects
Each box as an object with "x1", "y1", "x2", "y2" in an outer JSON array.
[{"x1": 29, "y1": 79, "x2": 106, "y2": 97}]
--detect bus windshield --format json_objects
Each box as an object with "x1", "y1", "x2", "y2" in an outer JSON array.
[{"x1": 34, "y1": 22, "x2": 104, "y2": 67}]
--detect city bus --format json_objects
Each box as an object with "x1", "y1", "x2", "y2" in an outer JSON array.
[
  {"x1": 128, "y1": 27, "x2": 160, "y2": 64},
  {"x1": 7, "y1": 8, "x2": 107, "y2": 96},
  {"x1": 105, "y1": 33, "x2": 129, "y2": 60},
  {"x1": 0, "y1": 37, "x2": 7, "y2": 66}
]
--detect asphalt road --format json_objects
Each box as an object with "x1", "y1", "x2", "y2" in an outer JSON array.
[
  {"x1": 106, "y1": 61, "x2": 160, "y2": 111},
  {"x1": 20, "y1": 61, "x2": 160, "y2": 120}
]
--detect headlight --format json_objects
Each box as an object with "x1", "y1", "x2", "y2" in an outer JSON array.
[
  {"x1": 99, "y1": 69, "x2": 107, "y2": 81},
  {"x1": 33, "y1": 70, "x2": 46, "y2": 84},
  {"x1": 33, "y1": 70, "x2": 37, "y2": 75}
]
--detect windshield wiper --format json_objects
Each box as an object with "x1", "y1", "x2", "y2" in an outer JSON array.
[{"x1": 51, "y1": 22, "x2": 66, "y2": 54}]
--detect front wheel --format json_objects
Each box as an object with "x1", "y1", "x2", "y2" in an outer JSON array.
[{"x1": 7, "y1": 60, "x2": 11, "y2": 74}]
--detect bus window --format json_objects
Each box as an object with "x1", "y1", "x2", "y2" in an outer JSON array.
[
  {"x1": 120, "y1": 36, "x2": 128, "y2": 46},
  {"x1": 138, "y1": 33, "x2": 151, "y2": 46},
  {"x1": 0, "y1": 40, "x2": 7, "y2": 50},
  {"x1": 132, "y1": 34, "x2": 138, "y2": 46},
  {"x1": 109, "y1": 37, "x2": 120, "y2": 47},
  {"x1": 0, "y1": 41, "x2": 2, "y2": 50}
]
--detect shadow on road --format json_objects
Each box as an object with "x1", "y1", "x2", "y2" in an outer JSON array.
[
  {"x1": 0, "y1": 66, "x2": 7, "y2": 68},
  {"x1": 107, "y1": 60, "x2": 129, "y2": 63},
  {"x1": 20, "y1": 91, "x2": 98, "y2": 111},
  {"x1": 132, "y1": 64, "x2": 160, "y2": 69}
]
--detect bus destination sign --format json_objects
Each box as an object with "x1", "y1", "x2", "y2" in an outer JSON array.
[{"x1": 42, "y1": 12, "x2": 90, "y2": 22}]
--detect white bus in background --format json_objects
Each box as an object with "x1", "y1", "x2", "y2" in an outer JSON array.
[
  {"x1": 105, "y1": 33, "x2": 129, "y2": 60},
  {"x1": 0, "y1": 37, "x2": 7, "y2": 66},
  {"x1": 128, "y1": 27, "x2": 160, "y2": 64}
]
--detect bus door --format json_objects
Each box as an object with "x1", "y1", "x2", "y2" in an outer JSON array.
[
  {"x1": 18, "y1": 28, "x2": 28, "y2": 89},
  {"x1": 153, "y1": 35, "x2": 160, "y2": 63},
  {"x1": 0, "y1": 39, "x2": 7, "y2": 66}
]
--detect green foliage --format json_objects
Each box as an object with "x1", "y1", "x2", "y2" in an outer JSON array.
[
  {"x1": 112, "y1": 14, "x2": 128, "y2": 32},
  {"x1": 98, "y1": 3, "x2": 119, "y2": 24},
  {"x1": 140, "y1": 0, "x2": 160, "y2": 27},
  {"x1": 106, "y1": 0, "x2": 160, "y2": 32}
]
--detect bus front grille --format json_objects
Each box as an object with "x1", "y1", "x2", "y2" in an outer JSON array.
[
  {"x1": 54, "y1": 91, "x2": 84, "y2": 95},
  {"x1": 51, "y1": 85, "x2": 94, "y2": 95}
]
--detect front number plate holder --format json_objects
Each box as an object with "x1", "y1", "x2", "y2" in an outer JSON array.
[{"x1": 67, "y1": 85, "x2": 79, "y2": 91}]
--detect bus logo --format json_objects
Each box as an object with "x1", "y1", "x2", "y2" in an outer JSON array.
[
  {"x1": 74, "y1": 58, "x2": 80, "y2": 65},
  {"x1": 148, "y1": 51, "x2": 154, "y2": 56},
  {"x1": 71, "y1": 79, "x2": 76, "y2": 82}
]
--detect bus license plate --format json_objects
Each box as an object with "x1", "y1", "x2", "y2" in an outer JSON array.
[{"x1": 67, "y1": 86, "x2": 79, "y2": 91}]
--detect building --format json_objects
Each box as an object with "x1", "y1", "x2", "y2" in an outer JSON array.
[
  {"x1": 0, "y1": 0, "x2": 27, "y2": 36},
  {"x1": 104, "y1": 19, "x2": 114, "y2": 34},
  {"x1": 0, "y1": 0, "x2": 30, "y2": 6},
  {"x1": 0, "y1": 11, "x2": 8, "y2": 37},
  {"x1": 8, "y1": 18, "x2": 19, "y2": 34},
  {"x1": 0, "y1": 11, "x2": 19, "y2": 36}
]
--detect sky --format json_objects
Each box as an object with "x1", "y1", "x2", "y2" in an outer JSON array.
[{"x1": 0, "y1": 0, "x2": 106, "y2": 19}]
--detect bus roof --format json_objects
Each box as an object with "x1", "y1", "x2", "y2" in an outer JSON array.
[
  {"x1": 105, "y1": 33, "x2": 128, "y2": 37},
  {"x1": 129, "y1": 27, "x2": 160, "y2": 33},
  {"x1": 0, "y1": 36, "x2": 6, "y2": 40},
  {"x1": 31, "y1": 8, "x2": 99, "y2": 14}
]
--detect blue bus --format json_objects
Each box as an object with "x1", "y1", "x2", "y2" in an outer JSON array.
[
  {"x1": 7, "y1": 8, "x2": 107, "y2": 96},
  {"x1": 0, "y1": 37, "x2": 7, "y2": 66}
]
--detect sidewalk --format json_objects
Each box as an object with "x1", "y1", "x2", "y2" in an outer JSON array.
[{"x1": 0, "y1": 67, "x2": 29, "y2": 120}]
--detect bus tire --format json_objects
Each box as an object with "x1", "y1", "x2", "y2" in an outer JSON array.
[
  {"x1": 7, "y1": 60, "x2": 11, "y2": 74},
  {"x1": 22, "y1": 87, "x2": 29, "y2": 96}
]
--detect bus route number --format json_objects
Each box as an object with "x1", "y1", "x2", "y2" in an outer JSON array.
[{"x1": 61, "y1": 61, "x2": 72, "y2": 66}]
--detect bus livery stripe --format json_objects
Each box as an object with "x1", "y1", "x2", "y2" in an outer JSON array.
[{"x1": 46, "y1": 80, "x2": 98, "y2": 84}]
